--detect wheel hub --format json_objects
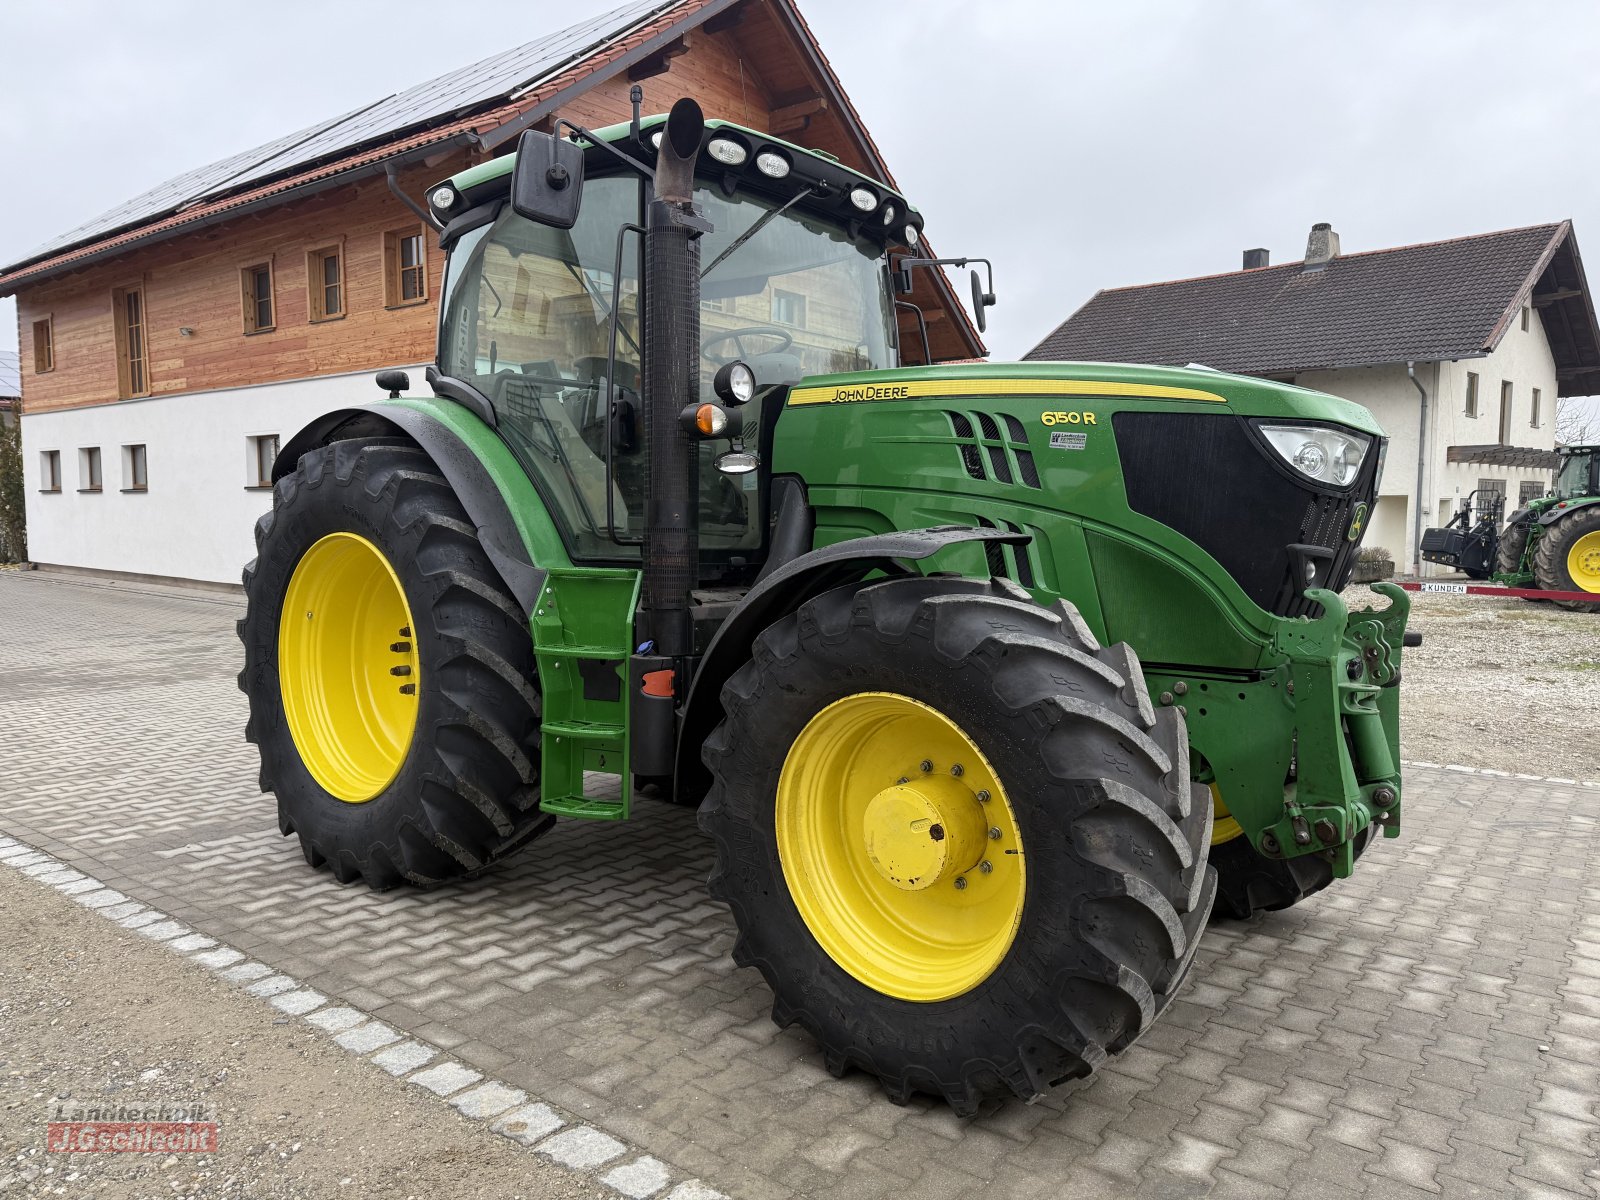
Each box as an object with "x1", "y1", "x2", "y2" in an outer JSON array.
[
  {"x1": 862, "y1": 777, "x2": 987, "y2": 891},
  {"x1": 1571, "y1": 530, "x2": 1600, "y2": 591}
]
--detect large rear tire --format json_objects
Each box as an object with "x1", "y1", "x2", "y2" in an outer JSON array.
[
  {"x1": 699, "y1": 575, "x2": 1215, "y2": 1115},
  {"x1": 238, "y1": 439, "x2": 552, "y2": 889},
  {"x1": 1532, "y1": 508, "x2": 1600, "y2": 610}
]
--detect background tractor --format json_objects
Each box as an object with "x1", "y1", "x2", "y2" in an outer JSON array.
[
  {"x1": 1494, "y1": 445, "x2": 1600, "y2": 607},
  {"x1": 238, "y1": 97, "x2": 1410, "y2": 1113}
]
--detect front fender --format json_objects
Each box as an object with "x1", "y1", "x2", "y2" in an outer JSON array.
[
  {"x1": 674, "y1": 525, "x2": 1029, "y2": 800},
  {"x1": 1538, "y1": 495, "x2": 1600, "y2": 525},
  {"x1": 272, "y1": 399, "x2": 571, "y2": 615}
]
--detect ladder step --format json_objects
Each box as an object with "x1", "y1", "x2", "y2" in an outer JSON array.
[
  {"x1": 541, "y1": 720, "x2": 626, "y2": 742},
  {"x1": 540, "y1": 795, "x2": 628, "y2": 821}
]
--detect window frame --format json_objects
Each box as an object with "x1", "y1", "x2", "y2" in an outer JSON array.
[
  {"x1": 384, "y1": 226, "x2": 430, "y2": 308},
  {"x1": 772, "y1": 287, "x2": 808, "y2": 329},
  {"x1": 39, "y1": 450, "x2": 61, "y2": 494},
  {"x1": 241, "y1": 261, "x2": 276, "y2": 334},
  {"x1": 1530, "y1": 387, "x2": 1542, "y2": 429},
  {"x1": 32, "y1": 316, "x2": 54, "y2": 374},
  {"x1": 121, "y1": 443, "x2": 148, "y2": 493},
  {"x1": 1498, "y1": 380, "x2": 1513, "y2": 444},
  {"x1": 247, "y1": 433, "x2": 280, "y2": 490},
  {"x1": 306, "y1": 243, "x2": 346, "y2": 323},
  {"x1": 78, "y1": 446, "x2": 103, "y2": 493},
  {"x1": 1464, "y1": 371, "x2": 1479, "y2": 418},
  {"x1": 111, "y1": 285, "x2": 149, "y2": 399}
]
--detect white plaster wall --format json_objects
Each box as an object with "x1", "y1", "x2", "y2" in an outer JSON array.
[
  {"x1": 21, "y1": 367, "x2": 428, "y2": 584},
  {"x1": 1294, "y1": 307, "x2": 1558, "y2": 570}
]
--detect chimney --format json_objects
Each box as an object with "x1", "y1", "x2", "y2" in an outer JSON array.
[
  {"x1": 1304, "y1": 222, "x2": 1340, "y2": 270},
  {"x1": 1242, "y1": 247, "x2": 1270, "y2": 270}
]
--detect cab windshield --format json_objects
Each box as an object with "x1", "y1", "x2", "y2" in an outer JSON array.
[
  {"x1": 1554, "y1": 451, "x2": 1593, "y2": 499},
  {"x1": 437, "y1": 171, "x2": 896, "y2": 562}
]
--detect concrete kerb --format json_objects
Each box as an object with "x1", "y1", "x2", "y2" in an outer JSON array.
[{"x1": 0, "y1": 833, "x2": 730, "y2": 1200}]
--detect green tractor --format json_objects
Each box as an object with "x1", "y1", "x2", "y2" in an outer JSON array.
[
  {"x1": 238, "y1": 99, "x2": 1410, "y2": 1113},
  {"x1": 1494, "y1": 444, "x2": 1600, "y2": 607}
]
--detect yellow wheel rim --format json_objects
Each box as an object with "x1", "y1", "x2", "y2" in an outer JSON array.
[
  {"x1": 775, "y1": 692, "x2": 1025, "y2": 1003},
  {"x1": 1211, "y1": 784, "x2": 1245, "y2": 845},
  {"x1": 1568, "y1": 530, "x2": 1600, "y2": 592},
  {"x1": 278, "y1": 533, "x2": 420, "y2": 803}
]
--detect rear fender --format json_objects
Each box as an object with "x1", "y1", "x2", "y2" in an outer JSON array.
[
  {"x1": 273, "y1": 401, "x2": 570, "y2": 616},
  {"x1": 675, "y1": 525, "x2": 1029, "y2": 800}
]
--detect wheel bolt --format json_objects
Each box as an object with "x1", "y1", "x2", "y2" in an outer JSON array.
[
  {"x1": 895, "y1": 777, "x2": 908, "y2": 785},
  {"x1": 988, "y1": 827, "x2": 1002, "y2": 840},
  {"x1": 979, "y1": 860, "x2": 993, "y2": 874},
  {"x1": 950, "y1": 763, "x2": 964, "y2": 778},
  {"x1": 390, "y1": 641, "x2": 411, "y2": 653},
  {"x1": 920, "y1": 760, "x2": 933, "y2": 773},
  {"x1": 953, "y1": 877, "x2": 967, "y2": 890},
  {"x1": 390, "y1": 665, "x2": 412, "y2": 677},
  {"x1": 976, "y1": 790, "x2": 991, "y2": 803},
  {"x1": 398, "y1": 683, "x2": 416, "y2": 695}
]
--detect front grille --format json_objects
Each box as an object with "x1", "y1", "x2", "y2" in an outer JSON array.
[{"x1": 1114, "y1": 412, "x2": 1380, "y2": 617}]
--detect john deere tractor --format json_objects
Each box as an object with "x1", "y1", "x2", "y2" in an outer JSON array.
[
  {"x1": 238, "y1": 99, "x2": 1410, "y2": 1113},
  {"x1": 1494, "y1": 445, "x2": 1600, "y2": 607}
]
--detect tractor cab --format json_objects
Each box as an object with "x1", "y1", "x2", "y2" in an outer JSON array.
[
  {"x1": 1554, "y1": 444, "x2": 1600, "y2": 500},
  {"x1": 428, "y1": 115, "x2": 922, "y2": 577}
]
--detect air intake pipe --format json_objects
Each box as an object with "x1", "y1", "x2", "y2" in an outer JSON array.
[{"x1": 641, "y1": 98, "x2": 709, "y2": 658}]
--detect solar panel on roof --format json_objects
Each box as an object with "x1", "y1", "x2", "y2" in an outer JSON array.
[{"x1": 7, "y1": 0, "x2": 678, "y2": 273}]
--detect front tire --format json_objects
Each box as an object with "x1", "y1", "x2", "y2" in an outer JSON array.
[
  {"x1": 238, "y1": 440, "x2": 552, "y2": 888},
  {"x1": 700, "y1": 576, "x2": 1215, "y2": 1114}
]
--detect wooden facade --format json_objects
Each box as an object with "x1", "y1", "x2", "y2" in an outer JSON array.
[{"x1": 11, "y1": 1, "x2": 975, "y2": 418}]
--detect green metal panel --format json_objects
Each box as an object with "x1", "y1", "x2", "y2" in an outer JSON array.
[{"x1": 385, "y1": 396, "x2": 573, "y2": 571}]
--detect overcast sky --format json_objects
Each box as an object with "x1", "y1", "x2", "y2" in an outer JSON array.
[{"x1": 4, "y1": 0, "x2": 1599, "y2": 415}]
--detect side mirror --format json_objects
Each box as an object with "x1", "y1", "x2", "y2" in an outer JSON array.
[
  {"x1": 374, "y1": 369, "x2": 410, "y2": 397},
  {"x1": 511, "y1": 129, "x2": 585, "y2": 229},
  {"x1": 970, "y1": 269, "x2": 996, "y2": 334}
]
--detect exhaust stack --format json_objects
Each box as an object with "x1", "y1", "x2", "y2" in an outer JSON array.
[{"x1": 641, "y1": 98, "x2": 708, "y2": 658}]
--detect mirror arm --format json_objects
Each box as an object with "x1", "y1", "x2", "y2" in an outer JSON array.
[
  {"x1": 553, "y1": 117, "x2": 657, "y2": 183},
  {"x1": 894, "y1": 300, "x2": 931, "y2": 367}
]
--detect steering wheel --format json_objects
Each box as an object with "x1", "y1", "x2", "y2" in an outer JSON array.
[{"x1": 701, "y1": 326, "x2": 794, "y2": 365}]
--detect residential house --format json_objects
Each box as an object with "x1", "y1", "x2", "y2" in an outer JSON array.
[
  {"x1": 0, "y1": 0, "x2": 983, "y2": 585},
  {"x1": 1027, "y1": 222, "x2": 1600, "y2": 571}
]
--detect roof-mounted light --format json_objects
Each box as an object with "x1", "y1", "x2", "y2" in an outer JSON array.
[
  {"x1": 848, "y1": 186, "x2": 877, "y2": 212},
  {"x1": 429, "y1": 186, "x2": 457, "y2": 211},
  {"x1": 706, "y1": 137, "x2": 748, "y2": 166},
  {"x1": 754, "y1": 150, "x2": 790, "y2": 178},
  {"x1": 902, "y1": 223, "x2": 920, "y2": 248}
]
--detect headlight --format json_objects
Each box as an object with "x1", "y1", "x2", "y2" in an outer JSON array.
[
  {"x1": 754, "y1": 150, "x2": 790, "y2": 178},
  {"x1": 848, "y1": 186, "x2": 877, "y2": 212},
  {"x1": 1256, "y1": 424, "x2": 1371, "y2": 488},
  {"x1": 429, "y1": 186, "x2": 457, "y2": 211},
  {"x1": 706, "y1": 137, "x2": 747, "y2": 166},
  {"x1": 714, "y1": 361, "x2": 756, "y2": 405}
]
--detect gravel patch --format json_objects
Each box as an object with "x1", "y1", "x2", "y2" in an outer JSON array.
[{"x1": 1397, "y1": 588, "x2": 1600, "y2": 778}]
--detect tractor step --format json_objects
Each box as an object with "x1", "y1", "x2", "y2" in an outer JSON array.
[{"x1": 532, "y1": 567, "x2": 642, "y2": 822}]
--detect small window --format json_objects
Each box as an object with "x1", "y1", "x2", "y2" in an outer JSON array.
[
  {"x1": 1520, "y1": 479, "x2": 1546, "y2": 505},
  {"x1": 122, "y1": 444, "x2": 148, "y2": 492},
  {"x1": 1464, "y1": 371, "x2": 1479, "y2": 418},
  {"x1": 1530, "y1": 387, "x2": 1542, "y2": 428},
  {"x1": 772, "y1": 288, "x2": 807, "y2": 328},
  {"x1": 32, "y1": 317, "x2": 54, "y2": 373},
  {"x1": 308, "y1": 246, "x2": 344, "y2": 321},
  {"x1": 1521, "y1": 305, "x2": 1530, "y2": 332},
  {"x1": 78, "y1": 447, "x2": 102, "y2": 493},
  {"x1": 1499, "y1": 381, "x2": 1513, "y2": 444},
  {"x1": 248, "y1": 434, "x2": 279, "y2": 488},
  {"x1": 242, "y1": 263, "x2": 275, "y2": 333},
  {"x1": 113, "y1": 286, "x2": 148, "y2": 398},
  {"x1": 39, "y1": 450, "x2": 61, "y2": 493},
  {"x1": 385, "y1": 229, "x2": 428, "y2": 307}
]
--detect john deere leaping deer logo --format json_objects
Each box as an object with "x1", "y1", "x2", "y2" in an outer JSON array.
[{"x1": 1347, "y1": 503, "x2": 1370, "y2": 542}]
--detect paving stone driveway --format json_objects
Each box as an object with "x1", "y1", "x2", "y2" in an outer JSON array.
[{"x1": 1, "y1": 570, "x2": 1598, "y2": 1200}]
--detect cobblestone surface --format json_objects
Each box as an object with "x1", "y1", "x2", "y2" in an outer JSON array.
[{"x1": 2, "y1": 570, "x2": 1598, "y2": 1200}]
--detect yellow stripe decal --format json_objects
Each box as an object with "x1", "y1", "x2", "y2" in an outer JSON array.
[{"x1": 787, "y1": 378, "x2": 1229, "y2": 407}]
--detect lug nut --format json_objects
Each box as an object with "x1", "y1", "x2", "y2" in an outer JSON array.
[
  {"x1": 976, "y1": 790, "x2": 991, "y2": 803},
  {"x1": 399, "y1": 626, "x2": 411, "y2": 637},
  {"x1": 950, "y1": 763, "x2": 964, "y2": 778},
  {"x1": 979, "y1": 860, "x2": 993, "y2": 874},
  {"x1": 953, "y1": 877, "x2": 968, "y2": 890},
  {"x1": 399, "y1": 683, "x2": 416, "y2": 695},
  {"x1": 988, "y1": 827, "x2": 1002, "y2": 840},
  {"x1": 920, "y1": 760, "x2": 933, "y2": 774},
  {"x1": 390, "y1": 641, "x2": 411, "y2": 653},
  {"x1": 390, "y1": 665, "x2": 412, "y2": 676}
]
